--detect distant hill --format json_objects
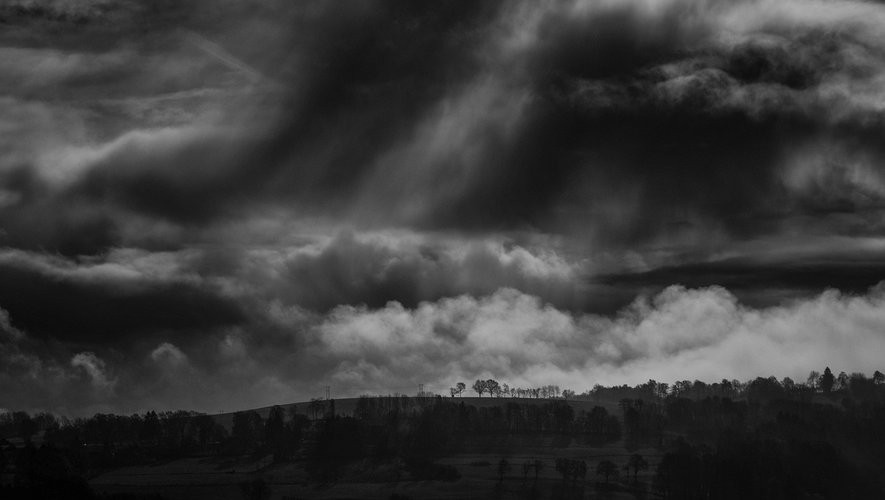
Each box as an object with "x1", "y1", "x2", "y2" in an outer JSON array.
[{"x1": 210, "y1": 396, "x2": 622, "y2": 430}]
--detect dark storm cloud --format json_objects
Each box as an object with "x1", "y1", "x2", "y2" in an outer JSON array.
[
  {"x1": 0, "y1": 306, "x2": 118, "y2": 414},
  {"x1": 253, "y1": 231, "x2": 580, "y2": 312},
  {"x1": 598, "y1": 258, "x2": 885, "y2": 309},
  {"x1": 6, "y1": 0, "x2": 885, "y2": 414},
  {"x1": 0, "y1": 250, "x2": 245, "y2": 343},
  {"x1": 71, "y1": 127, "x2": 262, "y2": 225},
  {"x1": 8, "y1": 0, "x2": 885, "y2": 246},
  {"x1": 0, "y1": 0, "x2": 507, "y2": 246},
  {"x1": 338, "y1": 0, "x2": 885, "y2": 242}
]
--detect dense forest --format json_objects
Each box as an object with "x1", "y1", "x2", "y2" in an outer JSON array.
[{"x1": 2, "y1": 367, "x2": 884, "y2": 499}]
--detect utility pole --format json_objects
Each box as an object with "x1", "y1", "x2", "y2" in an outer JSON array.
[{"x1": 325, "y1": 385, "x2": 331, "y2": 400}]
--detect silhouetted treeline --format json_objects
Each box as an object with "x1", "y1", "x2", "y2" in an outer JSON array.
[
  {"x1": 576, "y1": 369, "x2": 885, "y2": 403},
  {"x1": 459, "y1": 379, "x2": 564, "y2": 398},
  {"x1": 2, "y1": 367, "x2": 885, "y2": 498}
]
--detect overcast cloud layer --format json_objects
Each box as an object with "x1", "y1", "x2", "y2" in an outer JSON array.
[{"x1": 3, "y1": 0, "x2": 885, "y2": 414}]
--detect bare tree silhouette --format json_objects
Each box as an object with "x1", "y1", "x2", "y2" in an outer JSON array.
[{"x1": 487, "y1": 379, "x2": 501, "y2": 397}]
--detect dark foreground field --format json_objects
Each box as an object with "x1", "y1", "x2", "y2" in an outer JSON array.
[
  {"x1": 91, "y1": 397, "x2": 642, "y2": 500},
  {"x1": 90, "y1": 436, "x2": 653, "y2": 500}
]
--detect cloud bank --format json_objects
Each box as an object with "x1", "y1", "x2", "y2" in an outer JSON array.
[{"x1": 4, "y1": 283, "x2": 885, "y2": 415}]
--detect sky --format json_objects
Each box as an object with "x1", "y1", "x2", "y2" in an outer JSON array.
[{"x1": 3, "y1": 0, "x2": 885, "y2": 415}]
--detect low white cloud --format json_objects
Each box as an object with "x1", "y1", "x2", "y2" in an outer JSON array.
[
  {"x1": 150, "y1": 342, "x2": 188, "y2": 368},
  {"x1": 305, "y1": 284, "x2": 885, "y2": 396},
  {"x1": 4, "y1": 283, "x2": 885, "y2": 414},
  {"x1": 70, "y1": 351, "x2": 115, "y2": 394},
  {"x1": 0, "y1": 307, "x2": 24, "y2": 342}
]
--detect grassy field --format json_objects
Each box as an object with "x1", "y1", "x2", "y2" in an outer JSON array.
[{"x1": 91, "y1": 446, "x2": 659, "y2": 500}]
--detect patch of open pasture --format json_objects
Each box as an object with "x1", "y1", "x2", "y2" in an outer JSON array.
[{"x1": 89, "y1": 455, "x2": 274, "y2": 487}]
